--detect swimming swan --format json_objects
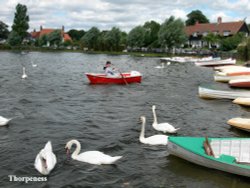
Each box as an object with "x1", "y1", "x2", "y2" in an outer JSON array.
[
  {"x1": 0, "y1": 116, "x2": 12, "y2": 126},
  {"x1": 65, "y1": 139, "x2": 122, "y2": 165},
  {"x1": 139, "y1": 116, "x2": 168, "y2": 145},
  {"x1": 34, "y1": 141, "x2": 57, "y2": 175},
  {"x1": 22, "y1": 67, "x2": 27, "y2": 79},
  {"x1": 152, "y1": 105, "x2": 180, "y2": 133},
  {"x1": 155, "y1": 63, "x2": 165, "y2": 69}
]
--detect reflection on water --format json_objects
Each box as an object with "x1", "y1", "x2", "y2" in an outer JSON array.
[{"x1": 0, "y1": 51, "x2": 250, "y2": 187}]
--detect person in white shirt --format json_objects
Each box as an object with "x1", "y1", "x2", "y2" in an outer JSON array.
[{"x1": 103, "y1": 61, "x2": 120, "y2": 77}]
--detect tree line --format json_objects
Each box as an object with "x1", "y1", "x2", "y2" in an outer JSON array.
[{"x1": 0, "y1": 5, "x2": 248, "y2": 52}]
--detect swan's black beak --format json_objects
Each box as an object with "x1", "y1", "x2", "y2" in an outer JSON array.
[{"x1": 137, "y1": 118, "x2": 142, "y2": 124}]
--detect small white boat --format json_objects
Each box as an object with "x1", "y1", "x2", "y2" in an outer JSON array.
[
  {"x1": 227, "y1": 117, "x2": 250, "y2": 132},
  {"x1": 229, "y1": 78, "x2": 250, "y2": 88},
  {"x1": 168, "y1": 136, "x2": 250, "y2": 177},
  {"x1": 198, "y1": 86, "x2": 250, "y2": 99},
  {"x1": 214, "y1": 73, "x2": 250, "y2": 82},
  {"x1": 214, "y1": 65, "x2": 243, "y2": 71},
  {"x1": 195, "y1": 58, "x2": 236, "y2": 67},
  {"x1": 233, "y1": 97, "x2": 250, "y2": 106}
]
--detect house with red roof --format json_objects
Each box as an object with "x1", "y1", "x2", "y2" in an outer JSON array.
[
  {"x1": 31, "y1": 26, "x2": 72, "y2": 46},
  {"x1": 185, "y1": 17, "x2": 249, "y2": 48}
]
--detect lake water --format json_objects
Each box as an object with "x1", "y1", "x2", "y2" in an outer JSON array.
[{"x1": 0, "y1": 51, "x2": 249, "y2": 187}]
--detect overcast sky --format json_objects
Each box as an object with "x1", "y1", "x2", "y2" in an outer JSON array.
[{"x1": 0, "y1": 0, "x2": 249, "y2": 32}]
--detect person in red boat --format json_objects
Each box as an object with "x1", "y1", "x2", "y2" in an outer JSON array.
[{"x1": 103, "y1": 61, "x2": 120, "y2": 77}]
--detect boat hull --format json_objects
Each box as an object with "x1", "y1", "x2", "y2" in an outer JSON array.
[
  {"x1": 229, "y1": 79, "x2": 250, "y2": 87},
  {"x1": 198, "y1": 86, "x2": 250, "y2": 99},
  {"x1": 195, "y1": 58, "x2": 236, "y2": 67},
  {"x1": 85, "y1": 72, "x2": 142, "y2": 84},
  {"x1": 168, "y1": 137, "x2": 250, "y2": 177},
  {"x1": 227, "y1": 118, "x2": 250, "y2": 132}
]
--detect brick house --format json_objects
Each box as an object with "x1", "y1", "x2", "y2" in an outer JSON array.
[
  {"x1": 185, "y1": 17, "x2": 249, "y2": 48},
  {"x1": 31, "y1": 26, "x2": 72, "y2": 46}
]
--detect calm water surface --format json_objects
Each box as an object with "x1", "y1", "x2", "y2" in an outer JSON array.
[{"x1": 0, "y1": 51, "x2": 249, "y2": 188}]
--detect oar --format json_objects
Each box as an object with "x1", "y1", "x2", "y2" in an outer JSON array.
[{"x1": 117, "y1": 69, "x2": 129, "y2": 85}]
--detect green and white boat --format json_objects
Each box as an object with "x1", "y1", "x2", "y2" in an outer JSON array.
[{"x1": 167, "y1": 137, "x2": 250, "y2": 177}]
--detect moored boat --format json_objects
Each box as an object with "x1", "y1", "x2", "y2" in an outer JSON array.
[
  {"x1": 168, "y1": 136, "x2": 250, "y2": 177},
  {"x1": 227, "y1": 117, "x2": 250, "y2": 132},
  {"x1": 233, "y1": 97, "x2": 250, "y2": 106},
  {"x1": 195, "y1": 58, "x2": 236, "y2": 67},
  {"x1": 214, "y1": 73, "x2": 250, "y2": 82},
  {"x1": 198, "y1": 86, "x2": 250, "y2": 99},
  {"x1": 85, "y1": 71, "x2": 142, "y2": 84},
  {"x1": 229, "y1": 78, "x2": 250, "y2": 87}
]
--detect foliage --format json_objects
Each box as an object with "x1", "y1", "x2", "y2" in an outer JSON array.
[
  {"x1": 47, "y1": 30, "x2": 62, "y2": 46},
  {"x1": 158, "y1": 16, "x2": 187, "y2": 49},
  {"x1": 143, "y1": 20, "x2": 160, "y2": 47},
  {"x1": 7, "y1": 31, "x2": 22, "y2": 46},
  {"x1": 103, "y1": 27, "x2": 122, "y2": 51},
  {"x1": 11, "y1": 3, "x2": 29, "y2": 41},
  {"x1": 68, "y1": 29, "x2": 85, "y2": 41},
  {"x1": 80, "y1": 27, "x2": 100, "y2": 50},
  {"x1": 203, "y1": 32, "x2": 220, "y2": 48},
  {"x1": 127, "y1": 26, "x2": 146, "y2": 47},
  {"x1": 186, "y1": 10, "x2": 209, "y2": 26},
  {"x1": 0, "y1": 21, "x2": 9, "y2": 39},
  {"x1": 38, "y1": 34, "x2": 48, "y2": 46},
  {"x1": 220, "y1": 33, "x2": 245, "y2": 51},
  {"x1": 237, "y1": 42, "x2": 247, "y2": 61}
]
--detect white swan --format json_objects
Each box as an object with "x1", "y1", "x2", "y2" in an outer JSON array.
[
  {"x1": 0, "y1": 116, "x2": 12, "y2": 126},
  {"x1": 34, "y1": 141, "x2": 57, "y2": 175},
  {"x1": 21, "y1": 67, "x2": 27, "y2": 79},
  {"x1": 152, "y1": 105, "x2": 180, "y2": 133},
  {"x1": 139, "y1": 116, "x2": 168, "y2": 145},
  {"x1": 155, "y1": 63, "x2": 165, "y2": 69},
  {"x1": 31, "y1": 61, "x2": 37, "y2": 67},
  {"x1": 65, "y1": 139, "x2": 122, "y2": 165}
]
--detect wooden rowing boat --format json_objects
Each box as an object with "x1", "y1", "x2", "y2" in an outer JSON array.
[
  {"x1": 85, "y1": 71, "x2": 142, "y2": 84},
  {"x1": 227, "y1": 117, "x2": 250, "y2": 132},
  {"x1": 195, "y1": 58, "x2": 236, "y2": 67},
  {"x1": 167, "y1": 136, "x2": 250, "y2": 177},
  {"x1": 229, "y1": 78, "x2": 250, "y2": 88},
  {"x1": 198, "y1": 86, "x2": 250, "y2": 99},
  {"x1": 233, "y1": 97, "x2": 250, "y2": 106}
]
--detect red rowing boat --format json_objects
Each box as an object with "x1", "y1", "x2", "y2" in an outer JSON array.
[{"x1": 85, "y1": 71, "x2": 142, "y2": 84}]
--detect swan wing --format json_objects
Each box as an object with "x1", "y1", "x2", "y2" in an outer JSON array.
[
  {"x1": 144, "y1": 135, "x2": 168, "y2": 145},
  {"x1": 154, "y1": 123, "x2": 178, "y2": 133},
  {"x1": 76, "y1": 151, "x2": 122, "y2": 165},
  {"x1": 0, "y1": 116, "x2": 11, "y2": 126}
]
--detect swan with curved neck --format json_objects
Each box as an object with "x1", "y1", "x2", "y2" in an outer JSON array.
[
  {"x1": 152, "y1": 105, "x2": 180, "y2": 133},
  {"x1": 65, "y1": 139, "x2": 122, "y2": 165},
  {"x1": 139, "y1": 116, "x2": 168, "y2": 145},
  {"x1": 22, "y1": 67, "x2": 27, "y2": 79},
  {"x1": 0, "y1": 116, "x2": 12, "y2": 126},
  {"x1": 34, "y1": 141, "x2": 57, "y2": 175}
]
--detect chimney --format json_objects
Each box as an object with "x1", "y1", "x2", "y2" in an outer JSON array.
[
  {"x1": 217, "y1": 17, "x2": 222, "y2": 24},
  {"x1": 40, "y1": 25, "x2": 43, "y2": 31},
  {"x1": 62, "y1": 25, "x2": 64, "y2": 32}
]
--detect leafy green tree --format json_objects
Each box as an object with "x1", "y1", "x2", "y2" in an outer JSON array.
[
  {"x1": 80, "y1": 27, "x2": 100, "y2": 50},
  {"x1": 186, "y1": 10, "x2": 209, "y2": 26},
  {"x1": 38, "y1": 34, "x2": 48, "y2": 46},
  {"x1": 120, "y1": 31, "x2": 127, "y2": 49},
  {"x1": 103, "y1": 27, "x2": 122, "y2": 51},
  {"x1": 48, "y1": 30, "x2": 62, "y2": 46},
  {"x1": 7, "y1": 31, "x2": 22, "y2": 46},
  {"x1": 11, "y1": 3, "x2": 29, "y2": 42},
  {"x1": 203, "y1": 32, "x2": 220, "y2": 48},
  {"x1": 158, "y1": 16, "x2": 187, "y2": 49},
  {"x1": 143, "y1": 20, "x2": 160, "y2": 47},
  {"x1": 68, "y1": 29, "x2": 85, "y2": 41},
  {"x1": 127, "y1": 26, "x2": 146, "y2": 47},
  {"x1": 220, "y1": 33, "x2": 245, "y2": 51},
  {"x1": 0, "y1": 21, "x2": 9, "y2": 39}
]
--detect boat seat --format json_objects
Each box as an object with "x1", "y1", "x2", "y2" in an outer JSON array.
[{"x1": 211, "y1": 139, "x2": 250, "y2": 163}]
